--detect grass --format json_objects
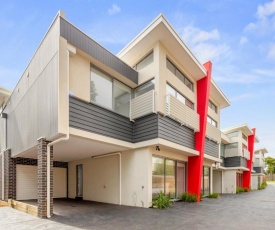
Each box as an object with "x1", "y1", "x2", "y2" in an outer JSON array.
[{"x1": 266, "y1": 181, "x2": 275, "y2": 184}]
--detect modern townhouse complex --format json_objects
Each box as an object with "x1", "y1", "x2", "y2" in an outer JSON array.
[
  {"x1": 212, "y1": 125, "x2": 258, "y2": 193},
  {"x1": 251, "y1": 148, "x2": 267, "y2": 190},
  {"x1": 0, "y1": 11, "x2": 262, "y2": 218}
]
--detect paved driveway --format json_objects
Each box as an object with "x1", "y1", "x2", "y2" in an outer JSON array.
[{"x1": 1, "y1": 183, "x2": 275, "y2": 229}]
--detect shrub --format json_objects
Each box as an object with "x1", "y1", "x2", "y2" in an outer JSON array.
[
  {"x1": 152, "y1": 191, "x2": 172, "y2": 209},
  {"x1": 243, "y1": 187, "x2": 250, "y2": 192},
  {"x1": 208, "y1": 193, "x2": 219, "y2": 198},
  {"x1": 236, "y1": 187, "x2": 245, "y2": 194},
  {"x1": 180, "y1": 193, "x2": 198, "y2": 202},
  {"x1": 258, "y1": 182, "x2": 267, "y2": 190}
]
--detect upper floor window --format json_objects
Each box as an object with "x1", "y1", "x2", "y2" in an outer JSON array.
[
  {"x1": 166, "y1": 84, "x2": 194, "y2": 110},
  {"x1": 209, "y1": 100, "x2": 217, "y2": 113},
  {"x1": 227, "y1": 131, "x2": 238, "y2": 138},
  {"x1": 133, "y1": 51, "x2": 153, "y2": 71},
  {"x1": 207, "y1": 116, "x2": 217, "y2": 127},
  {"x1": 242, "y1": 143, "x2": 248, "y2": 150},
  {"x1": 242, "y1": 133, "x2": 247, "y2": 141},
  {"x1": 91, "y1": 66, "x2": 132, "y2": 117},
  {"x1": 225, "y1": 142, "x2": 238, "y2": 150},
  {"x1": 166, "y1": 58, "x2": 193, "y2": 91},
  {"x1": 134, "y1": 79, "x2": 155, "y2": 97}
]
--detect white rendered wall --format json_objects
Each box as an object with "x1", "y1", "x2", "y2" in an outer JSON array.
[
  {"x1": 223, "y1": 170, "x2": 236, "y2": 194},
  {"x1": 251, "y1": 175, "x2": 258, "y2": 190},
  {"x1": 213, "y1": 170, "x2": 222, "y2": 193}
]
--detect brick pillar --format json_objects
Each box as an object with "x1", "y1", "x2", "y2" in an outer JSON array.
[
  {"x1": 2, "y1": 149, "x2": 16, "y2": 200},
  {"x1": 37, "y1": 138, "x2": 53, "y2": 218}
]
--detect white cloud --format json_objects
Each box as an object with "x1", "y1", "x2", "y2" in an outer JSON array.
[
  {"x1": 239, "y1": 36, "x2": 248, "y2": 45},
  {"x1": 257, "y1": 0, "x2": 275, "y2": 19},
  {"x1": 253, "y1": 68, "x2": 275, "y2": 77},
  {"x1": 268, "y1": 43, "x2": 275, "y2": 59},
  {"x1": 245, "y1": 0, "x2": 275, "y2": 33},
  {"x1": 108, "y1": 4, "x2": 121, "y2": 15},
  {"x1": 180, "y1": 25, "x2": 230, "y2": 63}
]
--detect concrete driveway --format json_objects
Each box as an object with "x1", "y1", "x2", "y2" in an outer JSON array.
[{"x1": 1, "y1": 183, "x2": 275, "y2": 229}]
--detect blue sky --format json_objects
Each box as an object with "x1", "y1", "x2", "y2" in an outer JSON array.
[{"x1": 0, "y1": 0, "x2": 274, "y2": 157}]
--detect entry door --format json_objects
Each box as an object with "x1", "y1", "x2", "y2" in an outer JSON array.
[{"x1": 76, "y1": 164, "x2": 83, "y2": 197}]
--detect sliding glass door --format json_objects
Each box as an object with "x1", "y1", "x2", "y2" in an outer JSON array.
[
  {"x1": 201, "y1": 166, "x2": 210, "y2": 196},
  {"x1": 152, "y1": 156, "x2": 185, "y2": 199}
]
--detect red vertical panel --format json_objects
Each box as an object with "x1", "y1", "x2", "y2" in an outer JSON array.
[
  {"x1": 187, "y1": 62, "x2": 212, "y2": 201},
  {"x1": 243, "y1": 128, "x2": 256, "y2": 188}
]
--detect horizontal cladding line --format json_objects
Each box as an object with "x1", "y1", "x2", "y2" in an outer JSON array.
[
  {"x1": 69, "y1": 110, "x2": 133, "y2": 132},
  {"x1": 159, "y1": 135, "x2": 193, "y2": 148},
  {"x1": 158, "y1": 126, "x2": 194, "y2": 139},
  {"x1": 69, "y1": 121, "x2": 133, "y2": 141},
  {"x1": 159, "y1": 136, "x2": 194, "y2": 149}
]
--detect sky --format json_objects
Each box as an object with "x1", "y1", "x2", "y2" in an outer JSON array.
[{"x1": 0, "y1": 0, "x2": 274, "y2": 157}]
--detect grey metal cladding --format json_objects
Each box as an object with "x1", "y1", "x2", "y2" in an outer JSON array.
[
  {"x1": 60, "y1": 18, "x2": 138, "y2": 84},
  {"x1": 224, "y1": 156, "x2": 247, "y2": 168},
  {"x1": 158, "y1": 115, "x2": 195, "y2": 149},
  {"x1": 253, "y1": 167, "x2": 264, "y2": 173},
  {"x1": 69, "y1": 96, "x2": 133, "y2": 142},
  {"x1": 133, "y1": 114, "x2": 158, "y2": 143},
  {"x1": 204, "y1": 138, "x2": 219, "y2": 158}
]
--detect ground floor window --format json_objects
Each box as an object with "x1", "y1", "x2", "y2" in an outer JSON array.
[
  {"x1": 152, "y1": 156, "x2": 186, "y2": 199},
  {"x1": 236, "y1": 173, "x2": 243, "y2": 188},
  {"x1": 201, "y1": 166, "x2": 210, "y2": 196}
]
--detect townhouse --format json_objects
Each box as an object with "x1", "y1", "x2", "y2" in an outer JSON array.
[
  {"x1": 1, "y1": 10, "x2": 258, "y2": 219},
  {"x1": 212, "y1": 125, "x2": 258, "y2": 193},
  {"x1": 251, "y1": 148, "x2": 267, "y2": 190}
]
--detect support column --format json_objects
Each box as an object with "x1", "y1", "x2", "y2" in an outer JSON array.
[
  {"x1": 187, "y1": 61, "x2": 212, "y2": 201},
  {"x1": 37, "y1": 138, "x2": 53, "y2": 218},
  {"x1": 243, "y1": 128, "x2": 256, "y2": 189}
]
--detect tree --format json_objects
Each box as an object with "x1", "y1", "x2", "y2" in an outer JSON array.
[{"x1": 265, "y1": 157, "x2": 275, "y2": 174}]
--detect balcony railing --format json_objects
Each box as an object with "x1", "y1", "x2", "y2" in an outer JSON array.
[
  {"x1": 206, "y1": 123, "x2": 221, "y2": 143},
  {"x1": 242, "y1": 148, "x2": 250, "y2": 160},
  {"x1": 224, "y1": 148, "x2": 240, "y2": 158},
  {"x1": 166, "y1": 94, "x2": 199, "y2": 132},
  {"x1": 130, "y1": 90, "x2": 155, "y2": 121},
  {"x1": 253, "y1": 161, "x2": 265, "y2": 168}
]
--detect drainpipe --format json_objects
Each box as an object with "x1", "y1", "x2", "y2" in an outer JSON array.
[
  {"x1": 46, "y1": 49, "x2": 70, "y2": 218},
  {"x1": 92, "y1": 152, "x2": 122, "y2": 205},
  {"x1": 1, "y1": 112, "x2": 7, "y2": 200}
]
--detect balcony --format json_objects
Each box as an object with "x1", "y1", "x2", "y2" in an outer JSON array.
[
  {"x1": 253, "y1": 161, "x2": 265, "y2": 168},
  {"x1": 130, "y1": 90, "x2": 155, "y2": 121},
  {"x1": 206, "y1": 123, "x2": 221, "y2": 143},
  {"x1": 242, "y1": 148, "x2": 250, "y2": 160},
  {"x1": 166, "y1": 94, "x2": 199, "y2": 132}
]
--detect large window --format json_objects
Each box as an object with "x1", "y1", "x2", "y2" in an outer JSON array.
[
  {"x1": 242, "y1": 133, "x2": 247, "y2": 141},
  {"x1": 91, "y1": 66, "x2": 131, "y2": 117},
  {"x1": 207, "y1": 116, "x2": 217, "y2": 127},
  {"x1": 166, "y1": 58, "x2": 193, "y2": 91},
  {"x1": 209, "y1": 100, "x2": 217, "y2": 113},
  {"x1": 201, "y1": 166, "x2": 210, "y2": 196},
  {"x1": 152, "y1": 156, "x2": 186, "y2": 199},
  {"x1": 134, "y1": 79, "x2": 155, "y2": 97},
  {"x1": 166, "y1": 84, "x2": 194, "y2": 110},
  {"x1": 227, "y1": 131, "x2": 238, "y2": 138},
  {"x1": 134, "y1": 52, "x2": 153, "y2": 71}
]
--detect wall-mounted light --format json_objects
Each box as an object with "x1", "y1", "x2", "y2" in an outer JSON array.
[{"x1": 156, "y1": 146, "x2": 160, "y2": 151}]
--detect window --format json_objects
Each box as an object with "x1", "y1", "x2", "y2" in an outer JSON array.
[
  {"x1": 134, "y1": 52, "x2": 153, "y2": 71},
  {"x1": 201, "y1": 166, "x2": 210, "y2": 196},
  {"x1": 242, "y1": 133, "x2": 247, "y2": 141},
  {"x1": 242, "y1": 143, "x2": 247, "y2": 150},
  {"x1": 220, "y1": 144, "x2": 225, "y2": 157},
  {"x1": 91, "y1": 66, "x2": 132, "y2": 117},
  {"x1": 209, "y1": 100, "x2": 217, "y2": 113},
  {"x1": 166, "y1": 84, "x2": 194, "y2": 110},
  {"x1": 134, "y1": 79, "x2": 155, "y2": 97},
  {"x1": 207, "y1": 116, "x2": 217, "y2": 127},
  {"x1": 166, "y1": 58, "x2": 193, "y2": 91},
  {"x1": 225, "y1": 142, "x2": 238, "y2": 150},
  {"x1": 227, "y1": 131, "x2": 238, "y2": 138},
  {"x1": 152, "y1": 156, "x2": 186, "y2": 199}
]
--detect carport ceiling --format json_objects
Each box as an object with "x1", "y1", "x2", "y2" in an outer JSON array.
[{"x1": 16, "y1": 136, "x2": 130, "y2": 162}]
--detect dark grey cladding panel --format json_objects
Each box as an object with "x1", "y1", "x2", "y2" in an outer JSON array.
[
  {"x1": 69, "y1": 96, "x2": 133, "y2": 142},
  {"x1": 133, "y1": 114, "x2": 158, "y2": 143},
  {"x1": 253, "y1": 167, "x2": 264, "y2": 173},
  {"x1": 224, "y1": 157, "x2": 247, "y2": 168},
  {"x1": 158, "y1": 115, "x2": 195, "y2": 149},
  {"x1": 204, "y1": 138, "x2": 219, "y2": 158},
  {"x1": 69, "y1": 96, "x2": 195, "y2": 149},
  {"x1": 60, "y1": 18, "x2": 138, "y2": 84}
]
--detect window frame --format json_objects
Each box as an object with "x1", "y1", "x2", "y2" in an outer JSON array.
[
  {"x1": 209, "y1": 100, "x2": 217, "y2": 113},
  {"x1": 166, "y1": 58, "x2": 194, "y2": 91},
  {"x1": 207, "y1": 115, "x2": 217, "y2": 127}
]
